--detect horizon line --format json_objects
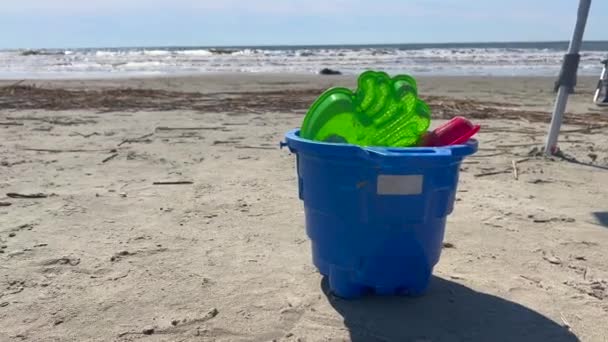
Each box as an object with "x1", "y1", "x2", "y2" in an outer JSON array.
[{"x1": 3, "y1": 39, "x2": 608, "y2": 51}]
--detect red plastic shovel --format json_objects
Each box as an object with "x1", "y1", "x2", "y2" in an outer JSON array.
[{"x1": 420, "y1": 116, "x2": 480, "y2": 147}]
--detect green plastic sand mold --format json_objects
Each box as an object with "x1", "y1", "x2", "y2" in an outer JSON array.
[{"x1": 300, "y1": 70, "x2": 431, "y2": 147}]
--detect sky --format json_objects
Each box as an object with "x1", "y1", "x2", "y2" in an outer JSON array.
[{"x1": 0, "y1": 0, "x2": 606, "y2": 49}]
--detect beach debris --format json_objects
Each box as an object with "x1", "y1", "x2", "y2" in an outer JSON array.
[
  {"x1": 20, "y1": 147, "x2": 106, "y2": 153},
  {"x1": 470, "y1": 152, "x2": 507, "y2": 158},
  {"x1": 152, "y1": 181, "x2": 194, "y2": 185},
  {"x1": 2, "y1": 84, "x2": 608, "y2": 128},
  {"x1": 560, "y1": 312, "x2": 573, "y2": 332},
  {"x1": 71, "y1": 131, "x2": 100, "y2": 138},
  {"x1": 41, "y1": 256, "x2": 81, "y2": 266},
  {"x1": 543, "y1": 255, "x2": 563, "y2": 265},
  {"x1": 101, "y1": 153, "x2": 119, "y2": 163},
  {"x1": 520, "y1": 275, "x2": 542, "y2": 285},
  {"x1": 527, "y1": 146, "x2": 554, "y2": 157},
  {"x1": 142, "y1": 327, "x2": 155, "y2": 335},
  {"x1": 110, "y1": 250, "x2": 133, "y2": 262},
  {"x1": 117, "y1": 132, "x2": 154, "y2": 146},
  {"x1": 0, "y1": 122, "x2": 24, "y2": 126},
  {"x1": 497, "y1": 142, "x2": 539, "y2": 148},
  {"x1": 528, "y1": 214, "x2": 575, "y2": 223},
  {"x1": 473, "y1": 169, "x2": 511, "y2": 178},
  {"x1": 563, "y1": 279, "x2": 607, "y2": 300},
  {"x1": 319, "y1": 68, "x2": 341, "y2": 75},
  {"x1": 213, "y1": 140, "x2": 237, "y2": 145},
  {"x1": 560, "y1": 124, "x2": 608, "y2": 134},
  {"x1": 442, "y1": 242, "x2": 455, "y2": 249},
  {"x1": 588, "y1": 153, "x2": 598, "y2": 162},
  {"x1": 31, "y1": 126, "x2": 53, "y2": 132},
  {"x1": 12, "y1": 223, "x2": 34, "y2": 232},
  {"x1": 20, "y1": 50, "x2": 63, "y2": 56},
  {"x1": 7, "y1": 250, "x2": 26, "y2": 257},
  {"x1": 0, "y1": 202, "x2": 12, "y2": 207},
  {"x1": 528, "y1": 179, "x2": 553, "y2": 184},
  {"x1": 449, "y1": 274, "x2": 465, "y2": 280},
  {"x1": 118, "y1": 308, "x2": 219, "y2": 338},
  {"x1": 202, "y1": 308, "x2": 219, "y2": 321},
  {"x1": 6, "y1": 192, "x2": 48, "y2": 199},
  {"x1": 531, "y1": 216, "x2": 552, "y2": 223},
  {"x1": 511, "y1": 160, "x2": 519, "y2": 180},
  {"x1": 155, "y1": 126, "x2": 225, "y2": 131},
  {"x1": 235, "y1": 145, "x2": 275, "y2": 150},
  {"x1": 6, "y1": 115, "x2": 96, "y2": 126},
  {"x1": 172, "y1": 308, "x2": 220, "y2": 329}
]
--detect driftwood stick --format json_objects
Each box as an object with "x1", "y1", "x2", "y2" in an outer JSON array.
[
  {"x1": 155, "y1": 126, "x2": 224, "y2": 131},
  {"x1": 7, "y1": 192, "x2": 48, "y2": 199},
  {"x1": 235, "y1": 145, "x2": 275, "y2": 150},
  {"x1": 102, "y1": 153, "x2": 119, "y2": 163},
  {"x1": 152, "y1": 181, "x2": 194, "y2": 185},
  {"x1": 72, "y1": 131, "x2": 100, "y2": 138},
  {"x1": 21, "y1": 147, "x2": 105, "y2": 153},
  {"x1": 213, "y1": 140, "x2": 235, "y2": 145},
  {"x1": 118, "y1": 133, "x2": 154, "y2": 147},
  {"x1": 0, "y1": 122, "x2": 24, "y2": 126},
  {"x1": 474, "y1": 169, "x2": 511, "y2": 178},
  {"x1": 470, "y1": 152, "x2": 508, "y2": 158},
  {"x1": 497, "y1": 143, "x2": 541, "y2": 148}
]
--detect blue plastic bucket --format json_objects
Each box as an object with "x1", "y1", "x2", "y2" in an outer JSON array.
[{"x1": 282, "y1": 129, "x2": 477, "y2": 298}]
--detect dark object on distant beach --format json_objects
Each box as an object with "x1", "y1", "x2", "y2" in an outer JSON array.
[
  {"x1": 21, "y1": 50, "x2": 41, "y2": 56},
  {"x1": 319, "y1": 68, "x2": 342, "y2": 75},
  {"x1": 20, "y1": 49, "x2": 64, "y2": 56},
  {"x1": 209, "y1": 48, "x2": 238, "y2": 55}
]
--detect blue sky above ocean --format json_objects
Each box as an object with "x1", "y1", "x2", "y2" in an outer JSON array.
[{"x1": 1, "y1": 0, "x2": 607, "y2": 48}]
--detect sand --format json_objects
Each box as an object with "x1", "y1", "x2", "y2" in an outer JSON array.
[{"x1": 1, "y1": 74, "x2": 607, "y2": 342}]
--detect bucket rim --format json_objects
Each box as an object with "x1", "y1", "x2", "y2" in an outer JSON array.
[{"x1": 282, "y1": 129, "x2": 478, "y2": 159}]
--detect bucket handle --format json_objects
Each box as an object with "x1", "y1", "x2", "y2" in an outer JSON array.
[
  {"x1": 280, "y1": 140, "x2": 296, "y2": 153},
  {"x1": 363, "y1": 147, "x2": 452, "y2": 159}
]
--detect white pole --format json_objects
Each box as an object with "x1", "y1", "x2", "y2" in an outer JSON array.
[{"x1": 544, "y1": 0, "x2": 592, "y2": 155}]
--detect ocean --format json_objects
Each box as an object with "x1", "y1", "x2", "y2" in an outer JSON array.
[{"x1": 1, "y1": 41, "x2": 607, "y2": 79}]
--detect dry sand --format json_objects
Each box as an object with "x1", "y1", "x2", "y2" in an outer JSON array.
[{"x1": 1, "y1": 74, "x2": 607, "y2": 342}]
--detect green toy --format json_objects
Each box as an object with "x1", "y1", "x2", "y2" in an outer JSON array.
[{"x1": 300, "y1": 70, "x2": 431, "y2": 147}]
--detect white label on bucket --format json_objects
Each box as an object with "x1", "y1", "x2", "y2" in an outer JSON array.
[{"x1": 377, "y1": 175, "x2": 424, "y2": 195}]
